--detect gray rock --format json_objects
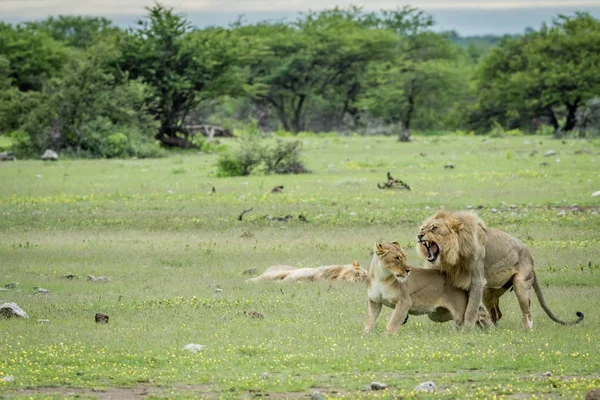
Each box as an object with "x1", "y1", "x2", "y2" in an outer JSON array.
[
  {"x1": 41, "y1": 149, "x2": 58, "y2": 161},
  {"x1": 542, "y1": 371, "x2": 552, "y2": 377},
  {"x1": 182, "y1": 344, "x2": 205, "y2": 354},
  {"x1": 444, "y1": 163, "x2": 455, "y2": 169},
  {"x1": 370, "y1": 381, "x2": 387, "y2": 391},
  {"x1": 34, "y1": 287, "x2": 50, "y2": 294},
  {"x1": 0, "y1": 302, "x2": 29, "y2": 319},
  {"x1": 415, "y1": 381, "x2": 436, "y2": 392},
  {"x1": 557, "y1": 210, "x2": 567, "y2": 216},
  {"x1": 214, "y1": 288, "x2": 223, "y2": 293},
  {"x1": 4, "y1": 282, "x2": 18, "y2": 289},
  {"x1": 311, "y1": 390, "x2": 324, "y2": 400},
  {"x1": 490, "y1": 208, "x2": 498, "y2": 213},
  {"x1": 592, "y1": 190, "x2": 600, "y2": 198},
  {"x1": 261, "y1": 372, "x2": 269, "y2": 379},
  {"x1": 37, "y1": 319, "x2": 51, "y2": 324},
  {"x1": 0, "y1": 151, "x2": 16, "y2": 161},
  {"x1": 2, "y1": 376, "x2": 15, "y2": 382},
  {"x1": 575, "y1": 148, "x2": 593, "y2": 155},
  {"x1": 543, "y1": 150, "x2": 557, "y2": 157},
  {"x1": 0, "y1": 287, "x2": 8, "y2": 292}
]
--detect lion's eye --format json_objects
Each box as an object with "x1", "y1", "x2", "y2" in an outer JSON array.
[{"x1": 431, "y1": 226, "x2": 437, "y2": 232}]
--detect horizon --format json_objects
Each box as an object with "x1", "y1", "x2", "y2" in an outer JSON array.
[{"x1": 1, "y1": 1, "x2": 599, "y2": 35}]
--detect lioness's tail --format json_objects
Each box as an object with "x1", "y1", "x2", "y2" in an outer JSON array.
[{"x1": 532, "y1": 273, "x2": 584, "y2": 325}]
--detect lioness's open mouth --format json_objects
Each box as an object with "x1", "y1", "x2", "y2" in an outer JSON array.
[{"x1": 422, "y1": 241, "x2": 439, "y2": 262}]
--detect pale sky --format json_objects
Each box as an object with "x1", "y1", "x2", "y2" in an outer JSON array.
[{"x1": 1, "y1": 0, "x2": 599, "y2": 35}]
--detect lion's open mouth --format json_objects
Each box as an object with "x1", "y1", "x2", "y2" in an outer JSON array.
[{"x1": 423, "y1": 241, "x2": 439, "y2": 262}]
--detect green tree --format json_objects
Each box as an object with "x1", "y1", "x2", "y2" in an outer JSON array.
[
  {"x1": 0, "y1": 23, "x2": 69, "y2": 91},
  {"x1": 25, "y1": 16, "x2": 120, "y2": 49},
  {"x1": 120, "y1": 4, "x2": 252, "y2": 147},
  {"x1": 239, "y1": 8, "x2": 399, "y2": 132},
  {"x1": 473, "y1": 13, "x2": 600, "y2": 135}
]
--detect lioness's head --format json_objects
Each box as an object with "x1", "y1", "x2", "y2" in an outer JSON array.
[
  {"x1": 416, "y1": 210, "x2": 464, "y2": 266},
  {"x1": 336, "y1": 261, "x2": 368, "y2": 282},
  {"x1": 374, "y1": 242, "x2": 411, "y2": 282}
]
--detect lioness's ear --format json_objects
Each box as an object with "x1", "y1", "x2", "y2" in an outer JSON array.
[
  {"x1": 353, "y1": 261, "x2": 360, "y2": 269},
  {"x1": 447, "y1": 217, "x2": 463, "y2": 232},
  {"x1": 375, "y1": 242, "x2": 385, "y2": 255},
  {"x1": 391, "y1": 241, "x2": 401, "y2": 250}
]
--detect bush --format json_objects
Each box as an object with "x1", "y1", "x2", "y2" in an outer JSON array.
[{"x1": 215, "y1": 137, "x2": 308, "y2": 177}]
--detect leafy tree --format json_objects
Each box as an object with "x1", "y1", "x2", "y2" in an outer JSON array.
[
  {"x1": 120, "y1": 4, "x2": 252, "y2": 147},
  {"x1": 25, "y1": 16, "x2": 120, "y2": 49},
  {"x1": 473, "y1": 13, "x2": 600, "y2": 135},
  {"x1": 0, "y1": 23, "x2": 69, "y2": 91},
  {"x1": 239, "y1": 8, "x2": 399, "y2": 132},
  {"x1": 15, "y1": 40, "x2": 160, "y2": 157}
]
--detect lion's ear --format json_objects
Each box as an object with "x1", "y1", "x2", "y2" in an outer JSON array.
[
  {"x1": 352, "y1": 261, "x2": 360, "y2": 269},
  {"x1": 375, "y1": 242, "x2": 385, "y2": 255},
  {"x1": 391, "y1": 241, "x2": 401, "y2": 250},
  {"x1": 447, "y1": 217, "x2": 464, "y2": 232}
]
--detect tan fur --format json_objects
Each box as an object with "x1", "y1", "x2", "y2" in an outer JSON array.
[
  {"x1": 246, "y1": 261, "x2": 367, "y2": 283},
  {"x1": 417, "y1": 210, "x2": 584, "y2": 329},
  {"x1": 364, "y1": 242, "x2": 493, "y2": 333}
]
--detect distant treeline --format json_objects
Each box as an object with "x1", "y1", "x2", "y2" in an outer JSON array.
[{"x1": 1, "y1": 4, "x2": 599, "y2": 157}]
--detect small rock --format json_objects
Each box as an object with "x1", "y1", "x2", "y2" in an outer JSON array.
[
  {"x1": 592, "y1": 190, "x2": 600, "y2": 198},
  {"x1": 0, "y1": 303, "x2": 29, "y2": 319},
  {"x1": 490, "y1": 208, "x2": 498, "y2": 213},
  {"x1": 0, "y1": 288, "x2": 8, "y2": 292},
  {"x1": 214, "y1": 288, "x2": 223, "y2": 293},
  {"x1": 241, "y1": 268, "x2": 257, "y2": 276},
  {"x1": 415, "y1": 381, "x2": 436, "y2": 392},
  {"x1": 35, "y1": 174, "x2": 42, "y2": 178},
  {"x1": 271, "y1": 185, "x2": 284, "y2": 193},
  {"x1": 311, "y1": 390, "x2": 324, "y2": 400},
  {"x1": 444, "y1": 163, "x2": 455, "y2": 169},
  {"x1": 557, "y1": 210, "x2": 567, "y2": 217},
  {"x1": 510, "y1": 204, "x2": 518, "y2": 209},
  {"x1": 540, "y1": 162, "x2": 550, "y2": 166},
  {"x1": 63, "y1": 274, "x2": 79, "y2": 280},
  {"x1": 34, "y1": 287, "x2": 50, "y2": 294},
  {"x1": 466, "y1": 205, "x2": 473, "y2": 209},
  {"x1": 0, "y1": 151, "x2": 16, "y2": 161},
  {"x1": 419, "y1": 152, "x2": 427, "y2": 156},
  {"x1": 41, "y1": 149, "x2": 59, "y2": 161},
  {"x1": 4, "y1": 282, "x2": 18, "y2": 289},
  {"x1": 586, "y1": 387, "x2": 600, "y2": 400},
  {"x1": 543, "y1": 150, "x2": 557, "y2": 157},
  {"x1": 575, "y1": 148, "x2": 593, "y2": 155},
  {"x1": 95, "y1": 313, "x2": 109, "y2": 324},
  {"x1": 370, "y1": 382, "x2": 387, "y2": 391},
  {"x1": 261, "y1": 372, "x2": 269, "y2": 379},
  {"x1": 2, "y1": 376, "x2": 15, "y2": 382},
  {"x1": 182, "y1": 344, "x2": 204, "y2": 354},
  {"x1": 542, "y1": 371, "x2": 552, "y2": 377},
  {"x1": 37, "y1": 319, "x2": 51, "y2": 324}
]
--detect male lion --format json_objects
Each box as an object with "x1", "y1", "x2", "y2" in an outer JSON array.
[
  {"x1": 417, "y1": 210, "x2": 584, "y2": 329},
  {"x1": 246, "y1": 261, "x2": 368, "y2": 283},
  {"x1": 364, "y1": 242, "x2": 493, "y2": 333}
]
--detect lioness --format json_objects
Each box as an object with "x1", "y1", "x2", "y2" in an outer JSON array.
[
  {"x1": 364, "y1": 242, "x2": 493, "y2": 333},
  {"x1": 246, "y1": 261, "x2": 368, "y2": 283},
  {"x1": 417, "y1": 210, "x2": 584, "y2": 329}
]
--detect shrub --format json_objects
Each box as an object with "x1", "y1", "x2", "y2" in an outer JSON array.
[{"x1": 215, "y1": 137, "x2": 308, "y2": 177}]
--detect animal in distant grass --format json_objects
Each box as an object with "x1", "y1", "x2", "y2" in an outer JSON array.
[
  {"x1": 416, "y1": 210, "x2": 584, "y2": 329},
  {"x1": 246, "y1": 261, "x2": 367, "y2": 283},
  {"x1": 364, "y1": 242, "x2": 493, "y2": 333}
]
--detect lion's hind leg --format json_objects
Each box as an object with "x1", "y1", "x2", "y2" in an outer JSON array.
[{"x1": 512, "y1": 272, "x2": 535, "y2": 330}]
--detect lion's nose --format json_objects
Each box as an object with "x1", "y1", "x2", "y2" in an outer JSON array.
[{"x1": 417, "y1": 234, "x2": 424, "y2": 241}]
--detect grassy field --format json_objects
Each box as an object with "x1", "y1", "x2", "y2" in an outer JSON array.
[{"x1": 1, "y1": 135, "x2": 599, "y2": 399}]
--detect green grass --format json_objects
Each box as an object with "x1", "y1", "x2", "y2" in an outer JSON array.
[{"x1": 1, "y1": 135, "x2": 599, "y2": 399}]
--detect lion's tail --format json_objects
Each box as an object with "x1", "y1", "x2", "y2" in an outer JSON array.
[{"x1": 532, "y1": 273, "x2": 584, "y2": 325}]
